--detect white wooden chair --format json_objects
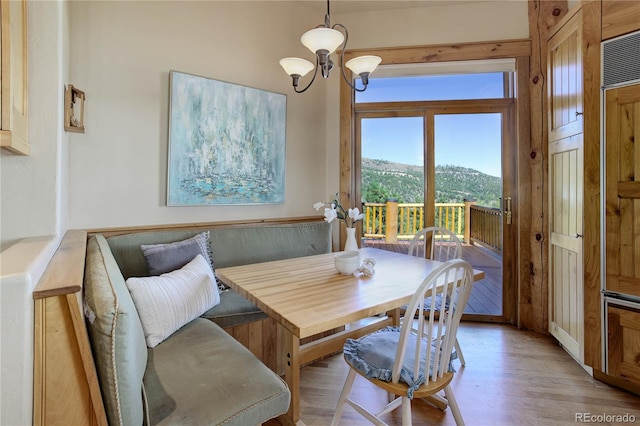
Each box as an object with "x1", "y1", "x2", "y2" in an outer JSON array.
[
  {"x1": 407, "y1": 227, "x2": 466, "y2": 367},
  {"x1": 408, "y1": 226, "x2": 462, "y2": 263},
  {"x1": 331, "y1": 259, "x2": 474, "y2": 426}
]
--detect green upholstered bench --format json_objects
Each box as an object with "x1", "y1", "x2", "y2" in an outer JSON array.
[
  {"x1": 83, "y1": 221, "x2": 331, "y2": 425},
  {"x1": 104, "y1": 221, "x2": 332, "y2": 329}
]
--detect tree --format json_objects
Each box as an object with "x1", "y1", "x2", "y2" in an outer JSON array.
[{"x1": 362, "y1": 182, "x2": 390, "y2": 204}]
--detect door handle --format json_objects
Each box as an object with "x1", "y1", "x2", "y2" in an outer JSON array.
[{"x1": 504, "y1": 196, "x2": 512, "y2": 225}]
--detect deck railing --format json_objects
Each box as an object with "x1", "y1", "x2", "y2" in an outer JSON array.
[
  {"x1": 362, "y1": 199, "x2": 502, "y2": 251},
  {"x1": 469, "y1": 204, "x2": 502, "y2": 251}
]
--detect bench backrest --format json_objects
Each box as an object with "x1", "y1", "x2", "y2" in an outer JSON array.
[
  {"x1": 84, "y1": 235, "x2": 148, "y2": 426},
  {"x1": 106, "y1": 221, "x2": 332, "y2": 279}
]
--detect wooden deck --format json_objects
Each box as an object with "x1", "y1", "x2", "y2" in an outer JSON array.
[{"x1": 362, "y1": 239, "x2": 503, "y2": 316}]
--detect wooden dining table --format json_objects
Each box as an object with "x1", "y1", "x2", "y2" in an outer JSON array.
[{"x1": 215, "y1": 247, "x2": 484, "y2": 425}]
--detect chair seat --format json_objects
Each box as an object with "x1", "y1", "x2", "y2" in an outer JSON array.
[
  {"x1": 343, "y1": 326, "x2": 454, "y2": 399},
  {"x1": 348, "y1": 358, "x2": 455, "y2": 398},
  {"x1": 400, "y1": 294, "x2": 448, "y2": 316}
]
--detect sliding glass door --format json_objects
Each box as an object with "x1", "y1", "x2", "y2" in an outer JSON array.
[{"x1": 356, "y1": 103, "x2": 515, "y2": 321}]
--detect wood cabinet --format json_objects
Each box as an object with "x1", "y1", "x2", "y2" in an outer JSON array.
[
  {"x1": 547, "y1": 9, "x2": 586, "y2": 365},
  {"x1": 607, "y1": 303, "x2": 640, "y2": 392},
  {"x1": 605, "y1": 84, "x2": 640, "y2": 301},
  {"x1": 0, "y1": 0, "x2": 28, "y2": 155},
  {"x1": 601, "y1": 79, "x2": 640, "y2": 394},
  {"x1": 602, "y1": 0, "x2": 640, "y2": 41}
]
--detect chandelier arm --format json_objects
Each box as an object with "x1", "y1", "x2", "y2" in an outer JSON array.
[
  {"x1": 333, "y1": 23, "x2": 368, "y2": 92},
  {"x1": 294, "y1": 56, "x2": 320, "y2": 93}
]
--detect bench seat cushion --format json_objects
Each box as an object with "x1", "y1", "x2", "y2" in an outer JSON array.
[
  {"x1": 144, "y1": 318, "x2": 290, "y2": 425},
  {"x1": 201, "y1": 289, "x2": 267, "y2": 328}
]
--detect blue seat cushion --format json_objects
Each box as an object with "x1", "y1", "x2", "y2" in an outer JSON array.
[{"x1": 343, "y1": 326, "x2": 455, "y2": 399}]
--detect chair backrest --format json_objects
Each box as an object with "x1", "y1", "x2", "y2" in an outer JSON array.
[
  {"x1": 408, "y1": 227, "x2": 462, "y2": 262},
  {"x1": 392, "y1": 259, "x2": 474, "y2": 386}
]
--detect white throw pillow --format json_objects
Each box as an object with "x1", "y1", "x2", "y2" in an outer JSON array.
[{"x1": 125, "y1": 254, "x2": 220, "y2": 348}]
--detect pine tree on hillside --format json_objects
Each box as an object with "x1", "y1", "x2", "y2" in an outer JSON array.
[{"x1": 361, "y1": 158, "x2": 501, "y2": 208}]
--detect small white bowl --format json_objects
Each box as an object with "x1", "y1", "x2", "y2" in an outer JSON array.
[{"x1": 334, "y1": 251, "x2": 360, "y2": 275}]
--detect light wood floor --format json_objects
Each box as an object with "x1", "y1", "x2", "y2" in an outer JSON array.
[{"x1": 267, "y1": 323, "x2": 640, "y2": 425}]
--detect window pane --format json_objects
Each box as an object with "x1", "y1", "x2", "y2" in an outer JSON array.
[
  {"x1": 356, "y1": 72, "x2": 505, "y2": 103},
  {"x1": 434, "y1": 113, "x2": 502, "y2": 208},
  {"x1": 361, "y1": 117, "x2": 424, "y2": 204}
]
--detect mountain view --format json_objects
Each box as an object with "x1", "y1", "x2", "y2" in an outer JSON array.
[{"x1": 362, "y1": 158, "x2": 502, "y2": 208}]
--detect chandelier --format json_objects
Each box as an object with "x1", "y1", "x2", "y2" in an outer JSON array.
[{"x1": 279, "y1": 0, "x2": 382, "y2": 93}]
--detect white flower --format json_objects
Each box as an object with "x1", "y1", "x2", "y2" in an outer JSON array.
[
  {"x1": 313, "y1": 193, "x2": 363, "y2": 228},
  {"x1": 348, "y1": 207, "x2": 365, "y2": 222},
  {"x1": 323, "y1": 208, "x2": 338, "y2": 223}
]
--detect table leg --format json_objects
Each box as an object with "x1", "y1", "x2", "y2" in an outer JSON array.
[
  {"x1": 388, "y1": 308, "x2": 401, "y2": 327},
  {"x1": 278, "y1": 328, "x2": 300, "y2": 425}
]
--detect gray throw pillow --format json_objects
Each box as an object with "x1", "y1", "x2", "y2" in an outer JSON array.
[{"x1": 141, "y1": 231, "x2": 214, "y2": 276}]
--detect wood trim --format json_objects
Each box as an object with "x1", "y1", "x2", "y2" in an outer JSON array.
[
  {"x1": 340, "y1": 69, "x2": 356, "y2": 249},
  {"x1": 343, "y1": 39, "x2": 531, "y2": 63},
  {"x1": 618, "y1": 181, "x2": 640, "y2": 199},
  {"x1": 547, "y1": 2, "x2": 582, "y2": 39},
  {"x1": 525, "y1": 0, "x2": 569, "y2": 333},
  {"x1": 354, "y1": 98, "x2": 516, "y2": 114},
  {"x1": 581, "y1": 0, "x2": 602, "y2": 371},
  {"x1": 33, "y1": 230, "x2": 86, "y2": 299},
  {"x1": 602, "y1": 0, "x2": 640, "y2": 41},
  {"x1": 503, "y1": 101, "x2": 519, "y2": 325},
  {"x1": 89, "y1": 216, "x2": 325, "y2": 238},
  {"x1": 425, "y1": 110, "x2": 435, "y2": 229},
  {"x1": 516, "y1": 54, "x2": 534, "y2": 329},
  {"x1": 32, "y1": 230, "x2": 108, "y2": 426}
]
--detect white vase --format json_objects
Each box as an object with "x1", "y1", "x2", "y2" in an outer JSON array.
[{"x1": 344, "y1": 227, "x2": 359, "y2": 252}]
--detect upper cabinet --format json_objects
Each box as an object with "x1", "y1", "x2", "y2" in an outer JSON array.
[
  {"x1": 548, "y1": 11, "x2": 584, "y2": 142},
  {"x1": 0, "y1": 0, "x2": 28, "y2": 155},
  {"x1": 602, "y1": 0, "x2": 640, "y2": 40}
]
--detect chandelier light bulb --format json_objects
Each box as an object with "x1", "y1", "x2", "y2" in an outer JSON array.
[
  {"x1": 279, "y1": 57, "x2": 315, "y2": 77},
  {"x1": 301, "y1": 28, "x2": 344, "y2": 55},
  {"x1": 345, "y1": 55, "x2": 382, "y2": 76}
]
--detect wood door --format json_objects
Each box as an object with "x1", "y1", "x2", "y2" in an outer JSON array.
[
  {"x1": 547, "y1": 11, "x2": 584, "y2": 362},
  {"x1": 605, "y1": 84, "x2": 640, "y2": 299},
  {"x1": 549, "y1": 134, "x2": 584, "y2": 360}
]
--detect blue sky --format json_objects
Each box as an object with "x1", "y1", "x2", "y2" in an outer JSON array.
[{"x1": 357, "y1": 73, "x2": 503, "y2": 178}]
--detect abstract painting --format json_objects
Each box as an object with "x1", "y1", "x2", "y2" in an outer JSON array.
[{"x1": 167, "y1": 71, "x2": 286, "y2": 205}]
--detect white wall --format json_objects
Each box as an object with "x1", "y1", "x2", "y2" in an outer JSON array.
[
  {"x1": 0, "y1": 1, "x2": 70, "y2": 425},
  {"x1": 0, "y1": 0, "x2": 70, "y2": 250},
  {"x1": 324, "y1": 1, "x2": 529, "y2": 198},
  {"x1": 68, "y1": 1, "x2": 328, "y2": 230}
]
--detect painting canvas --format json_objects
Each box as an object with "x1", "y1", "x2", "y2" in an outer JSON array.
[{"x1": 168, "y1": 71, "x2": 286, "y2": 205}]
